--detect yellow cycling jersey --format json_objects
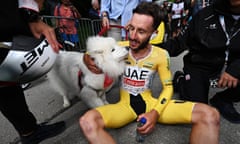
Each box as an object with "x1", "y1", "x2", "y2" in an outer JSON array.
[
  {"x1": 96, "y1": 44, "x2": 194, "y2": 127},
  {"x1": 120, "y1": 45, "x2": 173, "y2": 115}
]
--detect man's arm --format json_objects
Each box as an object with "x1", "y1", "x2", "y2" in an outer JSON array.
[
  {"x1": 219, "y1": 59, "x2": 240, "y2": 88},
  {"x1": 18, "y1": 0, "x2": 61, "y2": 52},
  {"x1": 153, "y1": 49, "x2": 173, "y2": 115},
  {"x1": 100, "y1": 0, "x2": 110, "y2": 28}
]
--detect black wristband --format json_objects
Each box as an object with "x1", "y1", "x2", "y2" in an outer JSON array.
[{"x1": 19, "y1": 8, "x2": 40, "y2": 23}]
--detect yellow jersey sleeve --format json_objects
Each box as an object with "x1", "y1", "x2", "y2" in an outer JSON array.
[{"x1": 152, "y1": 47, "x2": 173, "y2": 115}]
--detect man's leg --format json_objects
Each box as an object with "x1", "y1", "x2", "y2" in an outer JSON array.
[
  {"x1": 79, "y1": 103, "x2": 137, "y2": 143},
  {"x1": 191, "y1": 103, "x2": 220, "y2": 144},
  {"x1": 108, "y1": 19, "x2": 122, "y2": 41},
  {"x1": 0, "y1": 85, "x2": 66, "y2": 144},
  {"x1": 210, "y1": 85, "x2": 240, "y2": 123},
  {"x1": 0, "y1": 85, "x2": 38, "y2": 135},
  {"x1": 159, "y1": 100, "x2": 220, "y2": 144},
  {"x1": 79, "y1": 109, "x2": 116, "y2": 144}
]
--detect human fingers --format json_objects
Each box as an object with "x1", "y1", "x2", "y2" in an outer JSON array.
[
  {"x1": 137, "y1": 121, "x2": 154, "y2": 135},
  {"x1": 232, "y1": 80, "x2": 239, "y2": 88},
  {"x1": 226, "y1": 79, "x2": 238, "y2": 88},
  {"x1": 87, "y1": 58, "x2": 103, "y2": 74},
  {"x1": 217, "y1": 77, "x2": 227, "y2": 88},
  {"x1": 29, "y1": 21, "x2": 61, "y2": 53},
  {"x1": 218, "y1": 72, "x2": 238, "y2": 88},
  {"x1": 137, "y1": 114, "x2": 155, "y2": 134},
  {"x1": 44, "y1": 28, "x2": 62, "y2": 53},
  {"x1": 102, "y1": 18, "x2": 110, "y2": 29},
  {"x1": 88, "y1": 65, "x2": 103, "y2": 74}
]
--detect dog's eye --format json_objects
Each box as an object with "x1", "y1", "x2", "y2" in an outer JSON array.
[{"x1": 111, "y1": 48, "x2": 115, "y2": 52}]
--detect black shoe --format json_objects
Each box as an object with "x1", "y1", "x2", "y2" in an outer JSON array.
[
  {"x1": 210, "y1": 96, "x2": 240, "y2": 123},
  {"x1": 20, "y1": 121, "x2": 66, "y2": 144},
  {"x1": 172, "y1": 71, "x2": 184, "y2": 93}
]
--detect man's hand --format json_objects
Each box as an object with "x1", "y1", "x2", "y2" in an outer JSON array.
[
  {"x1": 218, "y1": 72, "x2": 239, "y2": 88},
  {"x1": 92, "y1": 0, "x2": 100, "y2": 11},
  {"x1": 29, "y1": 21, "x2": 62, "y2": 53},
  {"x1": 137, "y1": 110, "x2": 159, "y2": 135},
  {"x1": 101, "y1": 11, "x2": 110, "y2": 29},
  {"x1": 83, "y1": 54, "x2": 103, "y2": 74}
]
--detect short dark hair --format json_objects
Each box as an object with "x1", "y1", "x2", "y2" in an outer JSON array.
[{"x1": 133, "y1": 2, "x2": 162, "y2": 30}]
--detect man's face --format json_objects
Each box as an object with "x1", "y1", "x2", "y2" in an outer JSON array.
[{"x1": 128, "y1": 13, "x2": 155, "y2": 52}]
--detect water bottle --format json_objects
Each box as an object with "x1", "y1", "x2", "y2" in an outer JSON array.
[{"x1": 136, "y1": 117, "x2": 147, "y2": 143}]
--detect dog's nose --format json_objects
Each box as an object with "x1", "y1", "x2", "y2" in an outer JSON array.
[{"x1": 125, "y1": 46, "x2": 130, "y2": 51}]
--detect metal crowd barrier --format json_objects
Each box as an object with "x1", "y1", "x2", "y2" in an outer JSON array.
[{"x1": 42, "y1": 16, "x2": 102, "y2": 52}]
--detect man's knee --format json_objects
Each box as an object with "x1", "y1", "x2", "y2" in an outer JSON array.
[
  {"x1": 193, "y1": 103, "x2": 220, "y2": 125},
  {"x1": 79, "y1": 109, "x2": 102, "y2": 134},
  {"x1": 203, "y1": 106, "x2": 220, "y2": 125}
]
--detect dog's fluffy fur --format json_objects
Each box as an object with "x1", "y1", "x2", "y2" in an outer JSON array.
[{"x1": 47, "y1": 36, "x2": 128, "y2": 108}]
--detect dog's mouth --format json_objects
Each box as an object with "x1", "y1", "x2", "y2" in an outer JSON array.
[{"x1": 118, "y1": 55, "x2": 128, "y2": 62}]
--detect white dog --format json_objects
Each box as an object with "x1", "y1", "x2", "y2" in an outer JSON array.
[{"x1": 47, "y1": 36, "x2": 128, "y2": 108}]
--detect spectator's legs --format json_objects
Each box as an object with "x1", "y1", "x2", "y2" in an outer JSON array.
[
  {"x1": 0, "y1": 85, "x2": 37, "y2": 135},
  {"x1": 178, "y1": 68, "x2": 210, "y2": 103},
  {"x1": 108, "y1": 19, "x2": 122, "y2": 41},
  {"x1": 210, "y1": 85, "x2": 240, "y2": 123},
  {"x1": 216, "y1": 85, "x2": 240, "y2": 102}
]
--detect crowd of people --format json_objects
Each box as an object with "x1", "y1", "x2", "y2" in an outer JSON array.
[
  {"x1": 53, "y1": 0, "x2": 81, "y2": 51},
  {"x1": 40, "y1": 0, "x2": 211, "y2": 50},
  {"x1": 0, "y1": 0, "x2": 239, "y2": 144}
]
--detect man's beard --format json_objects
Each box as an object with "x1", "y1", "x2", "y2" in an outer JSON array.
[{"x1": 130, "y1": 36, "x2": 150, "y2": 52}]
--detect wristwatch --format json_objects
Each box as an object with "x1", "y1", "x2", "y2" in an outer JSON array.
[
  {"x1": 101, "y1": 11, "x2": 109, "y2": 19},
  {"x1": 19, "y1": 8, "x2": 41, "y2": 23}
]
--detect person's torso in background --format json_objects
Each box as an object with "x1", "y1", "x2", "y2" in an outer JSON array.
[
  {"x1": 171, "y1": 1, "x2": 184, "y2": 19},
  {"x1": 55, "y1": 4, "x2": 78, "y2": 34}
]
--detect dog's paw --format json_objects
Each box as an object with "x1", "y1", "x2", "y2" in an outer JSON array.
[
  {"x1": 103, "y1": 100, "x2": 109, "y2": 105},
  {"x1": 63, "y1": 100, "x2": 71, "y2": 108},
  {"x1": 63, "y1": 102, "x2": 71, "y2": 108}
]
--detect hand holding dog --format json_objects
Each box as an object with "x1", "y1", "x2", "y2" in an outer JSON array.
[{"x1": 84, "y1": 54, "x2": 103, "y2": 74}]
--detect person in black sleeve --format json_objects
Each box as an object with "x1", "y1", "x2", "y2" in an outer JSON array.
[
  {"x1": 0, "y1": 0, "x2": 65, "y2": 143},
  {"x1": 162, "y1": 0, "x2": 240, "y2": 123}
]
